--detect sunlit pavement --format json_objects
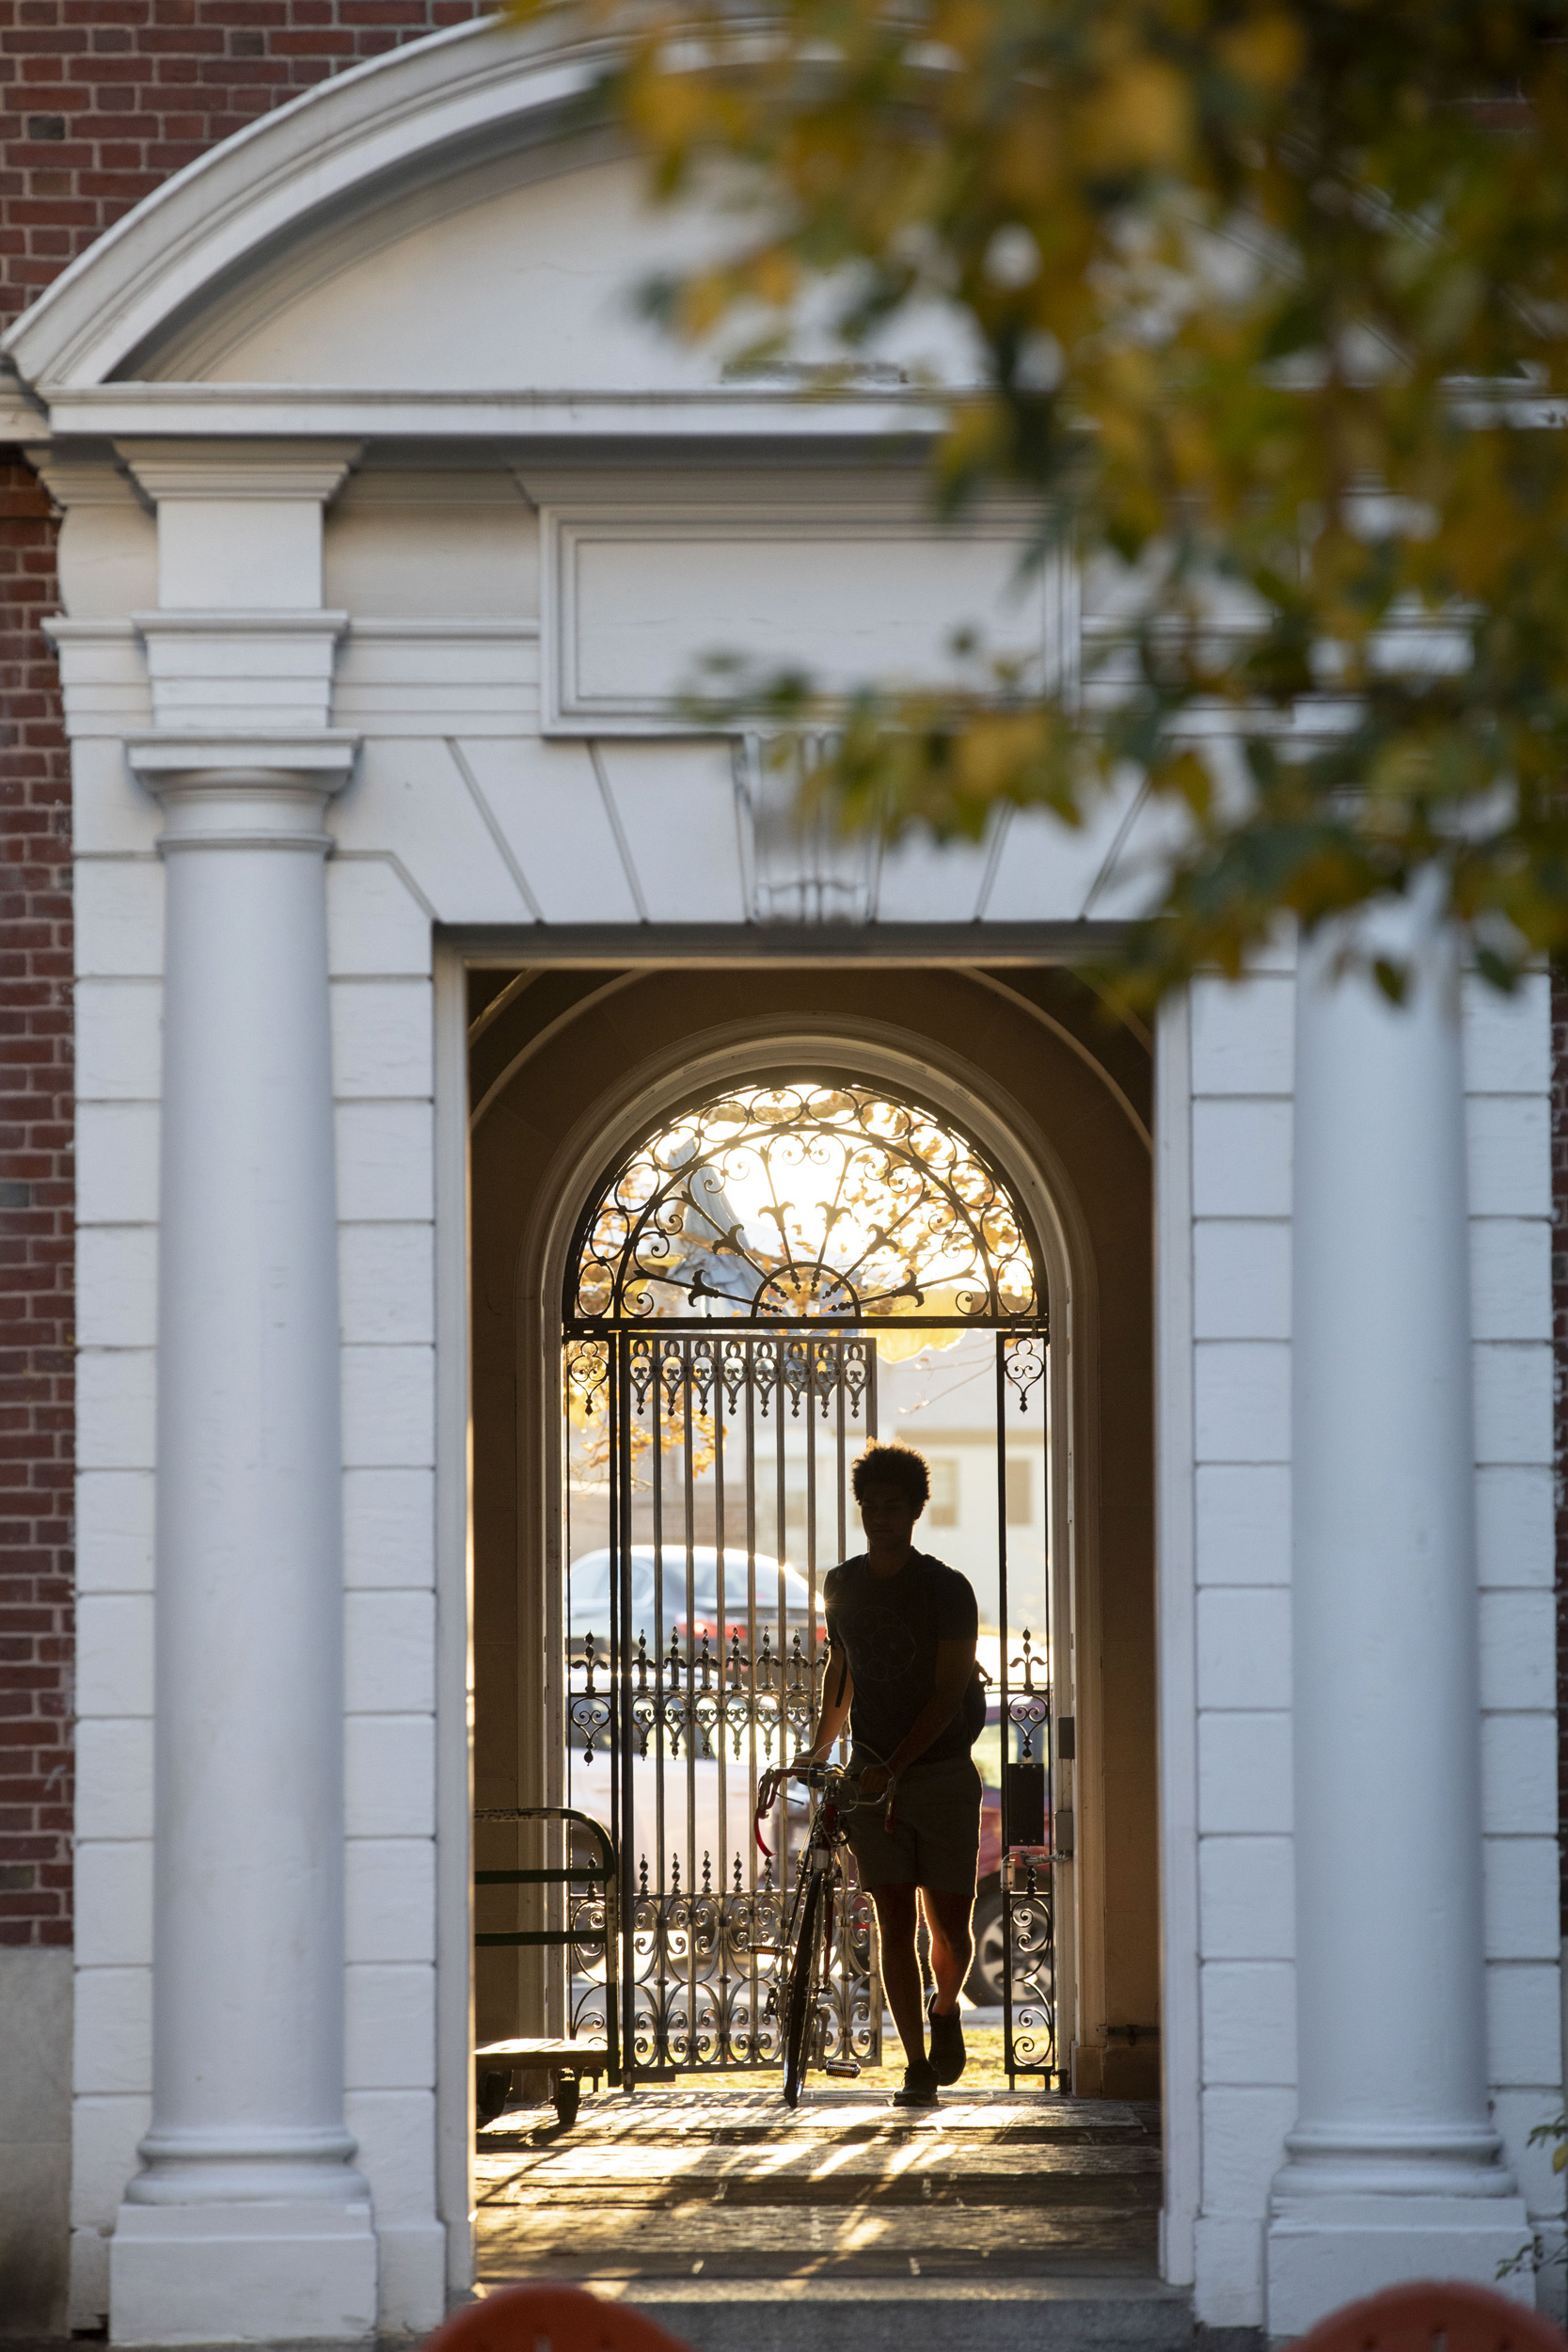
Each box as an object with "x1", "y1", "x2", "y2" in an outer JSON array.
[{"x1": 475, "y1": 2080, "x2": 1185, "y2": 2352}]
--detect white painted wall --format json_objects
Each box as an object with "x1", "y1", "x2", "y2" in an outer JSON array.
[
  {"x1": 332, "y1": 861, "x2": 444, "y2": 2328},
  {"x1": 69, "y1": 660, "x2": 160, "y2": 2332},
  {"x1": 1187, "y1": 962, "x2": 1297, "y2": 2327}
]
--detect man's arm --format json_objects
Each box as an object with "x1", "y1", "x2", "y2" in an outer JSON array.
[{"x1": 858, "y1": 1634, "x2": 975, "y2": 1798}]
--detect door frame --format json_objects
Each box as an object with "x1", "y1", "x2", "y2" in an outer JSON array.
[{"x1": 432, "y1": 936, "x2": 1188, "y2": 2293}]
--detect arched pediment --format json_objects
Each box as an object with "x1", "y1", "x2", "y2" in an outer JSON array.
[
  {"x1": 136, "y1": 144, "x2": 753, "y2": 394},
  {"x1": 0, "y1": 13, "x2": 972, "y2": 409}
]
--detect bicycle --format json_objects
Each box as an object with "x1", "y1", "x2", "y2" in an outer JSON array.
[{"x1": 758, "y1": 1759, "x2": 879, "y2": 2107}]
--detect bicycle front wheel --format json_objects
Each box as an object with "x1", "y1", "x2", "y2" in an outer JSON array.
[{"x1": 783, "y1": 1869, "x2": 825, "y2": 2108}]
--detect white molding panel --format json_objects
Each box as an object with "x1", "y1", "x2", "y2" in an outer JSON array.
[{"x1": 534, "y1": 497, "x2": 1071, "y2": 736}]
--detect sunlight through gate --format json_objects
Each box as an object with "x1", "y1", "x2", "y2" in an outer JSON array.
[{"x1": 559, "y1": 1080, "x2": 1060, "y2": 2088}]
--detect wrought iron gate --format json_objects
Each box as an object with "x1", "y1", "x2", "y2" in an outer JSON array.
[{"x1": 557, "y1": 1080, "x2": 1060, "y2": 2088}]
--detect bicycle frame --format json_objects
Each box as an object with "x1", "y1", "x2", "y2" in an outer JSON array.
[{"x1": 769, "y1": 1764, "x2": 870, "y2": 2100}]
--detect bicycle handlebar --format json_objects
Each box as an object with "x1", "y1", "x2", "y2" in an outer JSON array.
[{"x1": 767, "y1": 1758, "x2": 886, "y2": 1801}]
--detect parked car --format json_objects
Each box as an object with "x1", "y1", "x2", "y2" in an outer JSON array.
[{"x1": 566, "y1": 1545, "x2": 816, "y2": 1646}]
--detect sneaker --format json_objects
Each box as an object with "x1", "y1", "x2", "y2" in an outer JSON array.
[
  {"x1": 927, "y1": 1993, "x2": 966, "y2": 2086},
  {"x1": 892, "y1": 2060, "x2": 940, "y2": 2106}
]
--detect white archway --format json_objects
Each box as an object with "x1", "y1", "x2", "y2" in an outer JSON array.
[{"x1": 499, "y1": 1012, "x2": 1106, "y2": 2130}]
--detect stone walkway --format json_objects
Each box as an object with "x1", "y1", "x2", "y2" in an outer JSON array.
[{"x1": 476, "y1": 2087, "x2": 1183, "y2": 2352}]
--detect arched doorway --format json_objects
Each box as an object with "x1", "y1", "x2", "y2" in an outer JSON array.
[
  {"x1": 469, "y1": 963, "x2": 1159, "y2": 2109},
  {"x1": 556, "y1": 1076, "x2": 1058, "y2": 2088}
]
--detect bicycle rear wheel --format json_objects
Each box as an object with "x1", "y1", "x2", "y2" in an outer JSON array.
[{"x1": 783, "y1": 1869, "x2": 825, "y2": 2108}]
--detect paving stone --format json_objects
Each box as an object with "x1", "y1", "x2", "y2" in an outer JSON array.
[{"x1": 476, "y1": 2085, "x2": 1170, "y2": 2324}]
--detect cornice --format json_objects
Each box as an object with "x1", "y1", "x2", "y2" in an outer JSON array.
[
  {"x1": 134, "y1": 610, "x2": 351, "y2": 637},
  {"x1": 42, "y1": 618, "x2": 138, "y2": 644},
  {"x1": 34, "y1": 384, "x2": 946, "y2": 445},
  {"x1": 25, "y1": 453, "x2": 146, "y2": 511}
]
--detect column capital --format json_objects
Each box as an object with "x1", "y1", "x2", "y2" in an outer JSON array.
[
  {"x1": 127, "y1": 730, "x2": 359, "y2": 852},
  {"x1": 128, "y1": 729, "x2": 358, "y2": 786}
]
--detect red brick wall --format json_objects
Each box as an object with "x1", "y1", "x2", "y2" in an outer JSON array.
[
  {"x1": 0, "y1": 0, "x2": 489, "y2": 1947},
  {"x1": 0, "y1": 0, "x2": 487, "y2": 325},
  {"x1": 0, "y1": 460, "x2": 72, "y2": 1947}
]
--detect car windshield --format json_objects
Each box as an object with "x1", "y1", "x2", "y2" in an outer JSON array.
[{"x1": 566, "y1": 1546, "x2": 817, "y2": 1643}]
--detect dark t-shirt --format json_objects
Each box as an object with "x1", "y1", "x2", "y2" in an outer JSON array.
[{"x1": 822, "y1": 1549, "x2": 982, "y2": 1770}]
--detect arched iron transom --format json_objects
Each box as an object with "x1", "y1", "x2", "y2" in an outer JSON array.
[{"x1": 566, "y1": 1079, "x2": 1045, "y2": 1331}]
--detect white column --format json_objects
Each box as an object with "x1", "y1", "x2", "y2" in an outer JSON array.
[
  {"x1": 109, "y1": 736, "x2": 375, "y2": 2344},
  {"x1": 1266, "y1": 908, "x2": 1528, "y2": 2335}
]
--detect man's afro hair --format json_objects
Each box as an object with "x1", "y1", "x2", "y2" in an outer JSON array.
[{"x1": 850, "y1": 1443, "x2": 930, "y2": 1511}]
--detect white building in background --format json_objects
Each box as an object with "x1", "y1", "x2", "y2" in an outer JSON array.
[{"x1": 0, "y1": 12, "x2": 1560, "y2": 2344}]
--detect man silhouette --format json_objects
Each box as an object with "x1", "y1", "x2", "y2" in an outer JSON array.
[{"x1": 778, "y1": 1441, "x2": 984, "y2": 2106}]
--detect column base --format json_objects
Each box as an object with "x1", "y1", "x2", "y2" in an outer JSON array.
[
  {"x1": 109, "y1": 2199, "x2": 377, "y2": 2345},
  {"x1": 375, "y1": 2219, "x2": 448, "y2": 2335},
  {"x1": 1265, "y1": 2195, "x2": 1534, "y2": 2341}
]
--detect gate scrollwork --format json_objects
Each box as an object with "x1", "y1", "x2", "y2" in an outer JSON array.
[{"x1": 568, "y1": 1081, "x2": 1043, "y2": 1335}]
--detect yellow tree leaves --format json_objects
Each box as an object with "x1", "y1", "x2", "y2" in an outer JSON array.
[{"x1": 506, "y1": 0, "x2": 1568, "y2": 994}]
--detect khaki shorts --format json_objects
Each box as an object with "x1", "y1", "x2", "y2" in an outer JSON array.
[{"x1": 846, "y1": 1755, "x2": 982, "y2": 1896}]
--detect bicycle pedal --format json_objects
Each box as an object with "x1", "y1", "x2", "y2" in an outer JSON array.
[{"x1": 823, "y1": 2058, "x2": 862, "y2": 2079}]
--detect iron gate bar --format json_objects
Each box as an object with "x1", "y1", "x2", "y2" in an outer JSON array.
[
  {"x1": 997, "y1": 1334, "x2": 1013, "y2": 2089},
  {"x1": 563, "y1": 1318, "x2": 1045, "y2": 1336},
  {"x1": 683, "y1": 1351, "x2": 697, "y2": 2060},
  {"x1": 650, "y1": 1335, "x2": 664, "y2": 2063},
  {"x1": 714, "y1": 1343, "x2": 727, "y2": 2053},
  {"x1": 998, "y1": 1328, "x2": 1057, "y2": 2087},
  {"x1": 617, "y1": 1331, "x2": 635, "y2": 2088},
  {"x1": 745, "y1": 1351, "x2": 759, "y2": 2049}
]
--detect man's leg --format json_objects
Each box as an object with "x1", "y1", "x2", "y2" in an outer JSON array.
[
  {"x1": 869, "y1": 1883, "x2": 926, "y2": 2066},
  {"x1": 921, "y1": 1886, "x2": 974, "y2": 2018}
]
